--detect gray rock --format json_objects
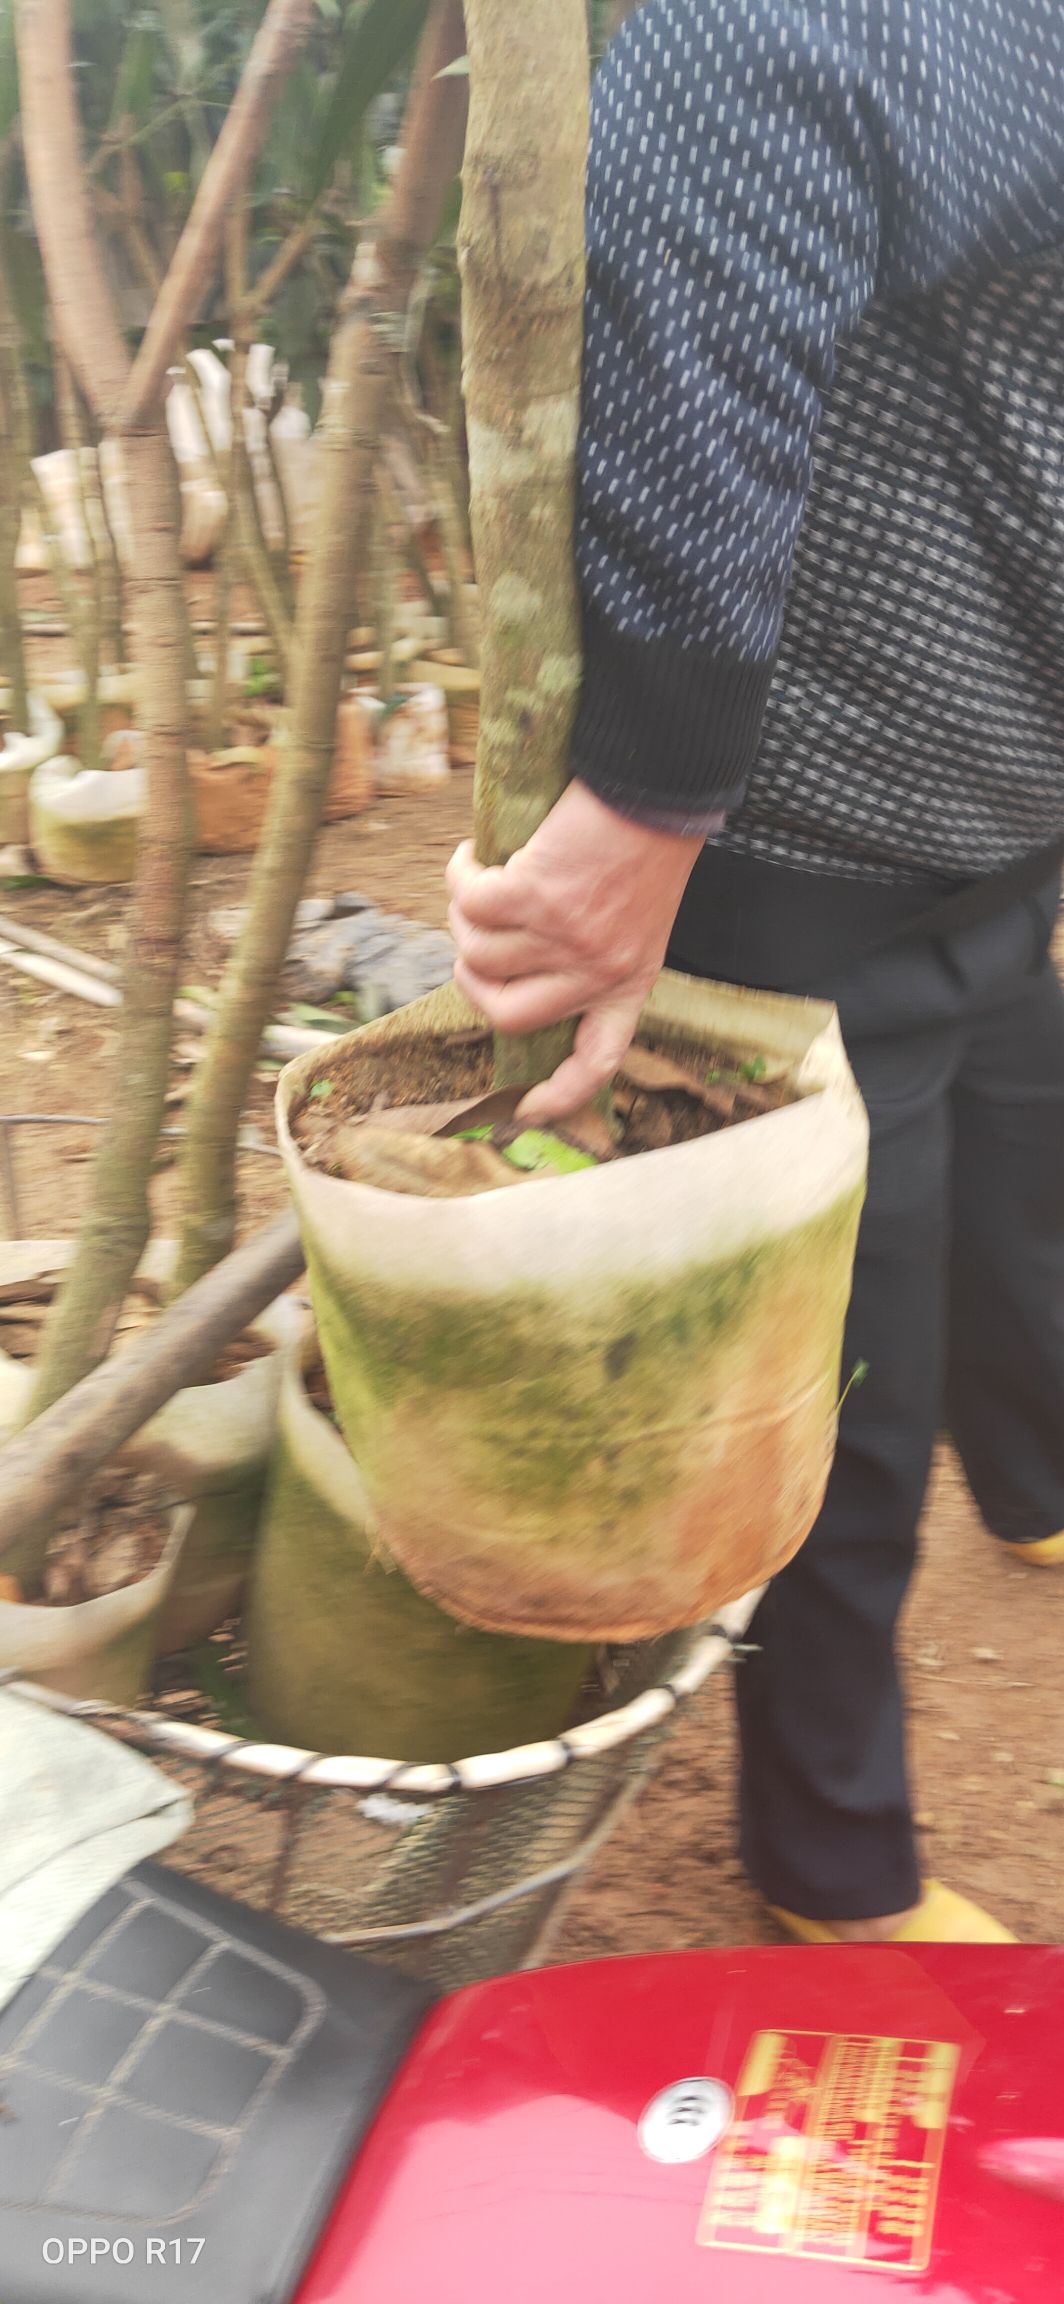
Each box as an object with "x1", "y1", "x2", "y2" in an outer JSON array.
[
  {"x1": 412, "y1": 929, "x2": 455, "y2": 973},
  {"x1": 285, "y1": 918, "x2": 364, "y2": 1002},
  {"x1": 332, "y1": 890, "x2": 374, "y2": 916},
  {"x1": 372, "y1": 936, "x2": 454, "y2": 1012},
  {"x1": 296, "y1": 897, "x2": 337, "y2": 931},
  {"x1": 282, "y1": 902, "x2": 454, "y2": 1008},
  {"x1": 210, "y1": 894, "x2": 334, "y2": 950}
]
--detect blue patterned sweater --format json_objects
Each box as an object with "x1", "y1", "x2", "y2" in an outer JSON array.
[{"x1": 572, "y1": 0, "x2": 1064, "y2": 886}]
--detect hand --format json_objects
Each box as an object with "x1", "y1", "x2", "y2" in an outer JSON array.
[{"x1": 446, "y1": 779, "x2": 702, "y2": 1120}]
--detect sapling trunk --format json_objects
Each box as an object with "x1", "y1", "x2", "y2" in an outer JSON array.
[
  {"x1": 262, "y1": 405, "x2": 295, "y2": 608},
  {"x1": 375, "y1": 473, "x2": 398, "y2": 706},
  {"x1": 432, "y1": 431, "x2": 479, "y2": 669},
  {"x1": 227, "y1": 219, "x2": 293, "y2": 685},
  {"x1": 459, "y1": 0, "x2": 589, "y2": 1091},
  {"x1": 12, "y1": 0, "x2": 315, "y2": 1456},
  {"x1": 88, "y1": 412, "x2": 126, "y2": 669},
  {"x1": 171, "y1": 0, "x2": 469, "y2": 1292},
  {"x1": 0, "y1": 218, "x2": 30, "y2": 731},
  {"x1": 0, "y1": 359, "x2": 28, "y2": 733},
  {"x1": 182, "y1": 351, "x2": 235, "y2": 746},
  {"x1": 55, "y1": 358, "x2": 102, "y2": 772},
  {"x1": 207, "y1": 493, "x2": 237, "y2": 756}
]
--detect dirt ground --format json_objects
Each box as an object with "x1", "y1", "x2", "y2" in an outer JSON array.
[{"x1": 2, "y1": 714, "x2": 1062, "y2": 1949}]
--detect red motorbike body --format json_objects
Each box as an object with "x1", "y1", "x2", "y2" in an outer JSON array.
[{"x1": 300, "y1": 1944, "x2": 1064, "y2": 2304}]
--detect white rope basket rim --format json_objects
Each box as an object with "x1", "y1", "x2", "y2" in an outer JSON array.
[{"x1": 0, "y1": 1591, "x2": 760, "y2": 1803}]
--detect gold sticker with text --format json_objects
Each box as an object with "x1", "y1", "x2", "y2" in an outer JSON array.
[{"x1": 698, "y1": 2030, "x2": 960, "y2": 2274}]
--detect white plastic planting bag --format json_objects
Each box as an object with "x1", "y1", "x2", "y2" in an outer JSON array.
[{"x1": 0, "y1": 1688, "x2": 191, "y2": 2012}]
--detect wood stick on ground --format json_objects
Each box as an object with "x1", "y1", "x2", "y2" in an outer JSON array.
[{"x1": 0, "y1": 1212, "x2": 304, "y2": 1564}]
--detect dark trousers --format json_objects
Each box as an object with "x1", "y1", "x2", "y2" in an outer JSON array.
[{"x1": 671, "y1": 872, "x2": 1064, "y2": 1919}]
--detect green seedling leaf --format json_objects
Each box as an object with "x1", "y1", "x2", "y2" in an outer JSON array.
[
  {"x1": 837, "y1": 1358, "x2": 870, "y2": 1413},
  {"x1": 739, "y1": 1054, "x2": 768, "y2": 1082},
  {"x1": 282, "y1": 1002, "x2": 349, "y2": 1033},
  {"x1": 376, "y1": 690, "x2": 411, "y2": 726},
  {"x1": 309, "y1": 1079, "x2": 334, "y2": 1101},
  {"x1": 503, "y1": 1130, "x2": 597, "y2": 1175},
  {"x1": 310, "y1": 0, "x2": 432, "y2": 199},
  {"x1": 454, "y1": 1124, "x2": 494, "y2": 1142}
]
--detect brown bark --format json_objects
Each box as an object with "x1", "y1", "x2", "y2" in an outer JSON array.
[
  {"x1": 122, "y1": 0, "x2": 317, "y2": 431},
  {"x1": 433, "y1": 432, "x2": 479, "y2": 668},
  {"x1": 0, "y1": 351, "x2": 28, "y2": 732},
  {"x1": 171, "y1": 0, "x2": 468, "y2": 1292},
  {"x1": 55, "y1": 360, "x2": 103, "y2": 770},
  {"x1": 0, "y1": 1214, "x2": 303, "y2": 1578},
  {"x1": 460, "y1": 0, "x2": 589, "y2": 1088},
  {"x1": 16, "y1": 0, "x2": 192, "y2": 1436},
  {"x1": 220, "y1": 217, "x2": 295, "y2": 681}
]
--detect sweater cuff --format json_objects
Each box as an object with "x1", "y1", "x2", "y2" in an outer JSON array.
[{"x1": 571, "y1": 598, "x2": 774, "y2": 817}]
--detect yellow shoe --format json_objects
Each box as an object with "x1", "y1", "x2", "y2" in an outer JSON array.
[
  {"x1": 768, "y1": 1881, "x2": 1017, "y2": 1944},
  {"x1": 1005, "y1": 1529, "x2": 1064, "y2": 1566}
]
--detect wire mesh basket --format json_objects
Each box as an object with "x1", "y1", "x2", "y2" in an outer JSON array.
[
  {"x1": 2, "y1": 1595, "x2": 757, "y2": 1989},
  {"x1": 0, "y1": 1111, "x2": 760, "y2": 1985}
]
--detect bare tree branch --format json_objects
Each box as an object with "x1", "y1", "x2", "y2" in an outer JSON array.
[
  {"x1": 0, "y1": 1216, "x2": 304, "y2": 1566},
  {"x1": 121, "y1": 0, "x2": 316, "y2": 431},
  {"x1": 15, "y1": 0, "x2": 132, "y2": 426}
]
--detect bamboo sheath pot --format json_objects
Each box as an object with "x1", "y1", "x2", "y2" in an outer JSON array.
[
  {"x1": 0, "y1": 1240, "x2": 299, "y2": 1649},
  {"x1": 189, "y1": 695, "x2": 375, "y2": 854},
  {"x1": 0, "y1": 1506, "x2": 191, "y2": 1705},
  {"x1": 0, "y1": 695, "x2": 64, "y2": 845},
  {"x1": 276, "y1": 972, "x2": 868, "y2": 1643},
  {"x1": 410, "y1": 650, "x2": 480, "y2": 765},
  {"x1": 245, "y1": 1332, "x2": 592, "y2": 1761}
]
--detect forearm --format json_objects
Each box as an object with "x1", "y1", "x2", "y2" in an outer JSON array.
[{"x1": 571, "y1": 0, "x2": 1064, "y2": 823}]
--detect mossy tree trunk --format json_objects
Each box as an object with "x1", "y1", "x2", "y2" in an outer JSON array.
[
  {"x1": 170, "y1": 0, "x2": 468, "y2": 1293},
  {"x1": 459, "y1": 0, "x2": 589, "y2": 1089}
]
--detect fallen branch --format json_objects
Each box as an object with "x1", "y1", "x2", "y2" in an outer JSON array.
[
  {"x1": 0, "y1": 917, "x2": 346, "y2": 1059},
  {"x1": 0, "y1": 1210, "x2": 304, "y2": 1562}
]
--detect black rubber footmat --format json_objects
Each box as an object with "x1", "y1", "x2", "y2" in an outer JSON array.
[{"x1": 0, "y1": 1861, "x2": 435, "y2": 2304}]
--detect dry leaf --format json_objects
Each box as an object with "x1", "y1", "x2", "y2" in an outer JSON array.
[
  {"x1": 558, "y1": 1102, "x2": 618, "y2": 1160},
  {"x1": 85, "y1": 1530, "x2": 143, "y2": 1598},
  {"x1": 625, "y1": 1096, "x2": 676, "y2": 1152},
  {"x1": 732, "y1": 1078, "x2": 792, "y2": 1115},
  {"x1": 0, "y1": 1276, "x2": 64, "y2": 1307},
  {"x1": 617, "y1": 1046, "x2": 704, "y2": 1096},
  {"x1": 0, "y1": 1574, "x2": 22, "y2": 1604},
  {"x1": 322, "y1": 1123, "x2": 532, "y2": 1197}
]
